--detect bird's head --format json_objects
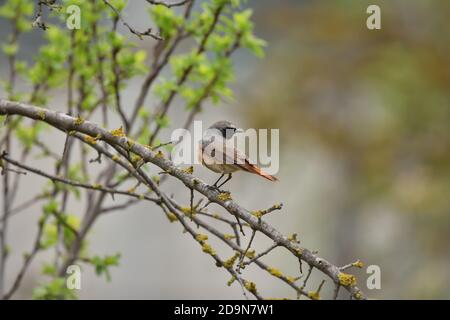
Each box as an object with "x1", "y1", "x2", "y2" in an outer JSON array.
[{"x1": 208, "y1": 120, "x2": 243, "y2": 140}]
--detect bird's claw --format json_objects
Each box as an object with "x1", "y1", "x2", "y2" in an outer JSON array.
[{"x1": 208, "y1": 184, "x2": 228, "y2": 194}]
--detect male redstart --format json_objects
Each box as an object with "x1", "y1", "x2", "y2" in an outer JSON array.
[{"x1": 200, "y1": 120, "x2": 278, "y2": 189}]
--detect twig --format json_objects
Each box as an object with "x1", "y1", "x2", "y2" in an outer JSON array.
[
  {"x1": 0, "y1": 153, "x2": 160, "y2": 204},
  {"x1": 103, "y1": 0, "x2": 163, "y2": 41},
  {"x1": 146, "y1": 0, "x2": 192, "y2": 8},
  {"x1": 3, "y1": 215, "x2": 47, "y2": 299},
  {"x1": 242, "y1": 243, "x2": 279, "y2": 267},
  {"x1": 237, "y1": 229, "x2": 257, "y2": 273}
]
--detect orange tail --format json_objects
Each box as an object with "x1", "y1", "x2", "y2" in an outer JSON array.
[{"x1": 243, "y1": 163, "x2": 279, "y2": 182}]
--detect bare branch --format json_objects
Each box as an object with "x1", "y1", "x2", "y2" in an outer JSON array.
[
  {"x1": 103, "y1": 0, "x2": 163, "y2": 41},
  {"x1": 146, "y1": 0, "x2": 192, "y2": 8}
]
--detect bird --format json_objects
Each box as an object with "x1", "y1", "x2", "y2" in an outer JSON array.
[{"x1": 199, "y1": 120, "x2": 278, "y2": 190}]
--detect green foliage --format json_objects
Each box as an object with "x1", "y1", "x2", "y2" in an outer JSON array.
[
  {"x1": 40, "y1": 201, "x2": 81, "y2": 250},
  {"x1": 32, "y1": 278, "x2": 78, "y2": 300},
  {"x1": 154, "y1": 78, "x2": 178, "y2": 103},
  {"x1": 149, "y1": 5, "x2": 183, "y2": 39},
  {"x1": 15, "y1": 122, "x2": 45, "y2": 150},
  {"x1": 0, "y1": 0, "x2": 265, "y2": 299},
  {"x1": 89, "y1": 253, "x2": 121, "y2": 282},
  {"x1": 0, "y1": 0, "x2": 33, "y2": 31}
]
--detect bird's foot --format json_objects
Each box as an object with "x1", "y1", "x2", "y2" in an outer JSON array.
[{"x1": 208, "y1": 184, "x2": 228, "y2": 194}]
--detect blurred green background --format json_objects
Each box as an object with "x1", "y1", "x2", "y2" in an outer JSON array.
[{"x1": 234, "y1": 0, "x2": 450, "y2": 299}]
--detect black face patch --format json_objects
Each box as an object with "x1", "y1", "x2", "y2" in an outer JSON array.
[{"x1": 222, "y1": 127, "x2": 236, "y2": 139}]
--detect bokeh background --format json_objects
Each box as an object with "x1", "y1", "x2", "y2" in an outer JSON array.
[{"x1": 1, "y1": 0, "x2": 450, "y2": 299}]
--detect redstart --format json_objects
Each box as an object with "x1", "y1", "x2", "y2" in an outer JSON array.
[{"x1": 200, "y1": 120, "x2": 278, "y2": 189}]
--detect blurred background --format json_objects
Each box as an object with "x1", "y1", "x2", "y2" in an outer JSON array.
[{"x1": 1, "y1": 0, "x2": 450, "y2": 299}]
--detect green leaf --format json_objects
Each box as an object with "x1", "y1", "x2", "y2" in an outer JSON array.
[
  {"x1": 32, "y1": 278, "x2": 78, "y2": 300},
  {"x1": 89, "y1": 253, "x2": 121, "y2": 282}
]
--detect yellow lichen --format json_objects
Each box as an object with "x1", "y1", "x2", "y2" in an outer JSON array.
[
  {"x1": 251, "y1": 210, "x2": 263, "y2": 219},
  {"x1": 182, "y1": 166, "x2": 194, "y2": 174},
  {"x1": 217, "y1": 192, "x2": 232, "y2": 201},
  {"x1": 201, "y1": 242, "x2": 216, "y2": 255},
  {"x1": 112, "y1": 155, "x2": 120, "y2": 162},
  {"x1": 294, "y1": 247, "x2": 304, "y2": 256},
  {"x1": 245, "y1": 249, "x2": 255, "y2": 259},
  {"x1": 244, "y1": 281, "x2": 258, "y2": 294},
  {"x1": 273, "y1": 203, "x2": 282, "y2": 210},
  {"x1": 354, "y1": 290, "x2": 363, "y2": 300},
  {"x1": 84, "y1": 135, "x2": 97, "y2": 145},
  {"x1": 126, "y1": 139, "x2": 135, "y2": 150},
  {"x1": 155, "y1": 150, "x2": 164, "y2": 158},
  {"x1": 338, "y1": 272, "x2": 357, "y2": 286},
  {"x1": 166, "y1": 212, "x2": 178, "y2": 223},
  {"x1": 227, "y1": 276, "x2": 236, "y2": 286},
  {"x1": 353, "y1": 260, "x2": 364, "y2": 269},
  {"x1": 74, "y1": 116, "x2": 84, "y2": 126},
  {"x1": 138, "y1": 194, "x2": 145, "y2": 200},
  {"x1": 37, "y1": 110, "x2": 46, "y2": 120},
  {"x1": 131, "y1": 154, "x2": 142, "y2": 164},
  {"x1": 110, "y1": 126, "x2": 126, "y2": 137},
  {"x1": 288, "y1": 233, "x2": 299, "y2": 242},
  {"x1": 127, "y1": 187, "x2": 137, "y2": 193},
  {"x1": 308, "y1": 291, "x2": 320, "y2": 300},
  {"x1": 181, "y1": 207, "x2": 193, "y2": 216},
  {"x1": 286, "y1": 276, "x2": 300, "y2": 283},
  {"x1": 195, "y1": 234, "x2": 208, "y2": 242},
  {"x1": 92, "y1": 183, "x2": 102, "y2": 189},
  {"x1": 267, "y1": 267, "x2": 283, "y2": 278},
  {"x1": 223, "y1": 234, "x2": 236, "y2": 240},
  {"x1": 223, "y1": 253, "x2": 240, "y2": 268}
]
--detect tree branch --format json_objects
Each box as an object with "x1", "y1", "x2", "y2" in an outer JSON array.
[{"x1": 0, "y1": 99, "x2": 368, "y2": 299}]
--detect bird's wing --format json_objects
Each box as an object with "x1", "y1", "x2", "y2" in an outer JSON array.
[{"x1": 203, "y1": 139, "x2": 278, "y2": 181}]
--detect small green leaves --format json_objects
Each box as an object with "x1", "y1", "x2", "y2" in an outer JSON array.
[
  {"x1": 2, "y1": 43, "x2": 18, "y2": 56},
  {"x1": 155, "y1": 114, "x2": 170, "y2": 129},
  {"x1": 0, "y1": 0, "x2": 33, "y2": 32},
  {"x1": 15, "y1": 122, "x2": 45, "y2": 150},
  {"x1": 149, "y1": 5, "x2": 183, "y2": 39},
  {"x1": 89, "y1": 253, "x2": 122, "y2": 282},
  {"x1": 241, "y1": 33, "x2": 266, "y2": 58},
  {"x1": 154, "y1": 78, "x2": 178, "y2": 103},
  {"x1": 41, "y1": 222, "x2": 58, "y2": 249},
  {"x1": 41, "y1": 263, "x2": 57, "y2": 277},
  {"x1": 233, "y1": 9, "x2": 253, "y2": 32},
  {"x1": 108, "y1": 0, "x2": 127, "y2": 13},
  {"x1": 32, "y1": 278, "x2": 78, "y2": 300}
]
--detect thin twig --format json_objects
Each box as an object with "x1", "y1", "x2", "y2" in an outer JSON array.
[
  {"x1": 146, "y1": 0, "x2": 192, "y2": 8},
  {"x1": 103, "y1": 0, "x2": 163, "y2": 40}
]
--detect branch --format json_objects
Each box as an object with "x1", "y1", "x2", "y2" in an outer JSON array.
[
  {"x1": 0, "y1": 152, "x2": 160, "y2": 205},
  {"x1": 103, "y1": 0, "x2": 163, "y2": 41},
  {"x1": 0, "y1": 99, "x2": 368, "y2": 300},
  {"x1": 146, "y1": 0, "x2": 192, "y2": 8}
]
